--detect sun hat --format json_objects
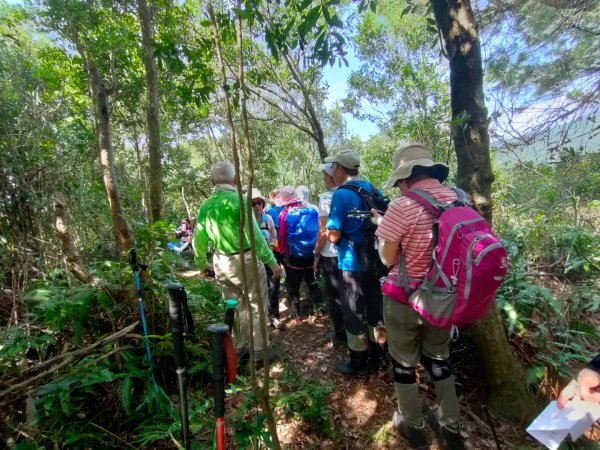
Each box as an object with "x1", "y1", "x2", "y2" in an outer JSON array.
[
  {"x1": 321, "y1": 163, "x2": 334, "y2": 176},
  {"x1": 382, "y1": 143, "x2": 449, "y2": 190},
  {"x1": 251, "y1": 188, "x2": 266, "y2": 205},
  {"x1": 275, "y1": 186, "x2": 299, "y2": 206},
  {"x1": 324, "y1": 150, "x2": 360, "y2": 170},
  {"x1": 296, "y1": 185, "x2": 310, "y2": 203}
]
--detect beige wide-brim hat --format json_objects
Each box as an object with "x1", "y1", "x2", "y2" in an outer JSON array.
[
  {"x1": 275, "y1": 186, "x2": 299, "y2": 206},
  {"x1": 251, "y1": 188, "x2": 266, "y2": 205},
  {"x1": 382, "y1": 143, "x2": 449, "y2": 190}
]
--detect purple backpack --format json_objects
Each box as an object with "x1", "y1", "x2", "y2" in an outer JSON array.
[{"x1": 382, "y1": 188, "x2": 508, "y2": 329}]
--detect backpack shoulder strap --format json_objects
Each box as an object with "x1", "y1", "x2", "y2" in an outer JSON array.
[
  {"x1": 405, "y1": 189, "x2": 443, "y2": 217},
  {"x1": 338, "y1": 181, "x2": 378, "y2": 211},
  {"x1": 451, "y1": 187, "x2": 472, "y2": 206}
]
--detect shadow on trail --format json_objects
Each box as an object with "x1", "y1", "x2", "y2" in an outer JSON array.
[{"x1": 269, "y1": 305, "x2": 530, "y2": 450}]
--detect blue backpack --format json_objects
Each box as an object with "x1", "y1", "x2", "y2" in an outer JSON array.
[{"x1": 285, "y1": 207, "x2": 319, "y2": 258}]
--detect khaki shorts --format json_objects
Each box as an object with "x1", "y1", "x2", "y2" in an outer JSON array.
[{"x1": 383, "y1": 295, "x2": 450, "y2": 367}]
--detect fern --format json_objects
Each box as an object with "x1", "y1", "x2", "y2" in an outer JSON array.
[{"x1": 119, "y1": 377, "x2": 133, "y2": 416}]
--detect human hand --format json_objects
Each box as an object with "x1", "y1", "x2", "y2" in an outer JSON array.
[
  {"x1": 271, "y1": 264, "x2": 282, "y2": 279},
  {"x1": 370, "y1": 209, "x2": 383, "y2": 226},
  {"x1": 313, "y1": 254, "x2": 320, "y2": 272},
  {"x1": 557, "y1": 368, "x2": 600, "y2": 409},
  {"x1": 202, "y1": 267, "x2": 215, "y2": 279}
]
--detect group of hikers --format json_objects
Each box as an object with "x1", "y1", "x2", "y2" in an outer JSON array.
[{"x1": 189, "y1": 143, "x2": 600, "y2": 449}]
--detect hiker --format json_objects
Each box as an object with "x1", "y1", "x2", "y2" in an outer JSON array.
[
  {"x1": 314, "y1": 163, "x2": 344, "y2": 344},
  {"x1": 325, "y1": 150, "x2": 386, "y2": 376},
  {"x1": 193, "y1": 162, "x2": 281, "y2": 361},
  {"x1": 277, "y1": 186, "x2": 321, "y2": 323},
  {"x1": 266, "y1": 188, "x2": 285, "y2": 315},
  {"x1": 251, "y1": 188, "x2": 284, "y2": 330},
  {"x1": 296, "y1": 185, "x2": 318, "y2": 210},
  {"x1": 557, "y1": 352, "x2": 600, "y2": 409},
  {"x1": 169, "y1": 218, "x2": 193, "y2": 255},
  {"x1": 375, "y1": 143, "x2": 464, "y2": 449}
]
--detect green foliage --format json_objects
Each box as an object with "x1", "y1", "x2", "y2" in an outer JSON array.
[
  {"x1": 345, "y1": 0, "x2": 452, "y2": 169},
  {"x1": 275, "y1": 365, "x2": 334, "y2": 436},
  {"x1": 493, "y1": 150, "x2": 600, "y2": 390},
  {"x1": 0, "y1": 325, "x2": 55, "y2": 375}
]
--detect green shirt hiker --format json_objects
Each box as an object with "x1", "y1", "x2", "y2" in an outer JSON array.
[{"x1": 193, "y1": 184, "x2": 277, "y2": 270}]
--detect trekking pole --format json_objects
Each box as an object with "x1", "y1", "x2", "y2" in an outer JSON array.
[
  {"x1": 128, "y1": 248, "x2": 155, "y2": 385},
  {"x1": 166, "y1": 282, "x2": 192, "y2": 450},
  {"x1": 208, "y1": 323, "x2": 237, "y2": 450},
  {"x1": 224, "y1": 299, "x2": 238, "y2": 334}
]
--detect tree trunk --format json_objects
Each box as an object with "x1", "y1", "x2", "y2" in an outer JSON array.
[
  {"x1": 137, "y1": 0, "x2": 162, "y2": 222},
  {"x1": 181, "y1": 186, "x2": 191, "y2": 220},
  {"x1": 236, "y1": 5, "x2": 281, "y2": 448},
  {"x1": 207, "y1": 1, "x2": 281, "y2": 447},
  {"x1": 90, "y1": 66, "x2": 135, "y2": 252},
  {"x1": 430, "y1": 0, "x2": 535, "y2": 422},
  {"x1": 53, "y1": 195, "x2": 93, "y2": 284},
  {"x1": 132, "y1": 133, "x2": 149, "y2": 221},
  {"x1": 284, "y1": 55, "x2": 328, "y2": 160}
]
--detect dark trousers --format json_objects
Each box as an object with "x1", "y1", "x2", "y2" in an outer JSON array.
[
  {"x1": 321, "y1": 256, "x2": 344, "y2": 336},
  {"x1": 363, "y1": 270, "x2": 383, "y2": 330},
  {"x1": 340, "y1": 270, "x2": 383, "y2": 336},
  {"x1": 286, "y1": 255, "x2": 321, "y2": 319},
  {"x1": 265, "y1": 265, "x2": 281, "y2": 319}
]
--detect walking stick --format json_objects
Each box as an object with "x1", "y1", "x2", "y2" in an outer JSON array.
[
  {"x1": 165, "y1": 282, "x2": 194, "y2": 450},
  {"x1": 209, "y1": 323, "x2": 237, "y2": 450},
  {"x1": 128, "y1": 248, "x2": 155, "y2": 385}
]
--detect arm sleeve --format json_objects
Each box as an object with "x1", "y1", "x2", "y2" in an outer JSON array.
[
  {"x1": 586, "y1": 352, "x2": 600, "y2": 376},
  {"x1": 192, "y1": 210, "x2": 209, "y2": 270},
  {"x1": 376, "y1": 199, "x2": 407, "y2": 243},
  {"x1": 246, "y1": 206, "x2": 277, "y2": 268},
  {"x1": 278, "y1": 209, "x2": 289, "y2": 255},
  {"x1": 266, "y1": 215, "x2": 276, "y2": 246},
  {"x1": 325, "y1": 191, "x2": 344, "y2": 231}
]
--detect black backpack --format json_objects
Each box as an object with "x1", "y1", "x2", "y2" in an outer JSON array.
[{"x1": 338, "y1": 182, "x2": 389, "y2": 276}]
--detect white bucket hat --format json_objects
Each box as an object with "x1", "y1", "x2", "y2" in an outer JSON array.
[
  {"x1": 296, "y1": 185, "x2": 310, "y2": 203},
  {"x1": 321, "y1": 163, "x2": 334, "y2": 176},
  {"x1": 251, "y1": 188, "x2": 266, "y2": 205},
  {"x1": 382, "y1": 143, "x2": 449, "y2": 190}
]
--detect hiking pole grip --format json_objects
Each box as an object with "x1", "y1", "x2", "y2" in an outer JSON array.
[
  {"x1": 224, "y1": 299, "x2": 238, "y2": 333},
  {"x1": 166, "y1": 283, "x2": 186, "y2": 366},
  {"x1": 128, "y1": 247, "x2": 137, "y2": 267},
  {"x1": 208, "y1": 323, "x2": 229, "y2": 450},
  {"x1": 165, "y1": 282, "x2": 190, "y2": 449}
]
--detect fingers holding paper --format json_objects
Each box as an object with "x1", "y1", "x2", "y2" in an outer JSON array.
[{"x1": 557, "y1": 369, "x2": 600, "y2": 409}]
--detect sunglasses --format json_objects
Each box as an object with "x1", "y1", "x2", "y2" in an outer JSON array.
[{"x1": 252, "y1": 201, "x2": 264, "y2": 207}]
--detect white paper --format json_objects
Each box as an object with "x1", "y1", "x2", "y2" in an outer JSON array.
[{"x1": 526, "y1": 400, "x2": 600, "y2": 450}]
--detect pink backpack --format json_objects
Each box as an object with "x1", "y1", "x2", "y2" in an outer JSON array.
[{"x1": 381, "y1": 188, "x2": 508, "y2": 329}]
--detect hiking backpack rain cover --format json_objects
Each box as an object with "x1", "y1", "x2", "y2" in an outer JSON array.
[
  {"x1": 385, "y1": 189, "x2": 508, "y2": 329},
  {"x1": 285, "y1": 207, "x2": 319, "y2": 258}
]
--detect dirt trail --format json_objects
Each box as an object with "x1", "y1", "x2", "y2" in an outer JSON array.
[{"x1": 267, "y1": 301, "x2": 529, "y2": 450}]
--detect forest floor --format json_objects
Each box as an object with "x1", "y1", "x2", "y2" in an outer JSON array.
[
  {"x1": 180, "y1": 270, "x2": 600, "y2": 449},
  {"x1": 262, "y1": 302, "x2": 527, "y2": 450}
]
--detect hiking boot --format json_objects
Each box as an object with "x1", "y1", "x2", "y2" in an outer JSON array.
[
  {"x1": 326, "y1": 330, "x2": 347, "y2": 346},
  {"x1": 392, "y1": 410, "x2": 428, "y2": 449},
  {"x1": 426, "y1": 409, "x2": 466, "y2": 450},
  {"x1": 335, "y1": 349, "x2": 369, "y2": 377},
  {"x1": 254, "y1": 347, "x2": 279, "y2": 369},
  {"x1": 368, "y1": 341, "x2": 389, "y2": 372},
  {"x1": 236, "y1": 347, "x2": 250, "y2": 365},
  {"x1": 270, "y1": 317, "x2": 285, "y2": 330}
]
